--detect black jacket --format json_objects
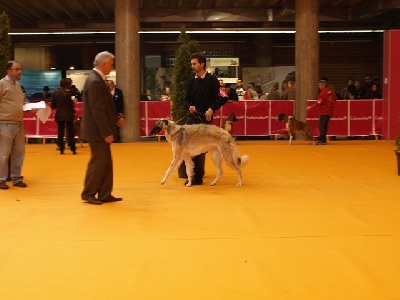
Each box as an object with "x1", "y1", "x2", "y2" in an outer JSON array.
[
  {"x1": 51, "y1": 89, "x2": 75, "y2": 122},
  {"x1": 112, "y1": 87, "x2": 124, "y2": 114},
  {"x1": 184, "y1": 72, "x2": 227, "y2": 124}
]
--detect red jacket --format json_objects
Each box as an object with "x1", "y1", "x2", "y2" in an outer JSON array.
[{"x1": 316, "y1": 88, "x2": 337, "y2": 116}]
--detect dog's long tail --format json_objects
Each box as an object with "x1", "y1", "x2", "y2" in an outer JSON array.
[{"x1": 238, "y1": 155, "x2": 249, "y2": 168}]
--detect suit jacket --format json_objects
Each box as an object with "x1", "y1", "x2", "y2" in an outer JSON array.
[
  {"x1": 81, "y1": 70, "x2": 119, "y2": 142},
  {"x1": 112, "y1": 87, "x2": 124, "y2": 114},
  {"x1": 50, "y1": 89, "x2": 75, "y2": 121}
]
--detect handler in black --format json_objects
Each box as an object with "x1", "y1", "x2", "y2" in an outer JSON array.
[{"x1": 183, "y1": 53, "x2": 228, "y2": 185}]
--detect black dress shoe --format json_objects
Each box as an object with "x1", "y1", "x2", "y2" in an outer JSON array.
[
  {"x1": 101, "y1": 195, "x2": 123, "y2": 203},
  {"x1": 82, "y1": 195, "x2": 102, "y2": 205}
]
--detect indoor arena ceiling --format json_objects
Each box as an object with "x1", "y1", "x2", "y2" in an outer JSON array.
[{"x1": 1, "y1": 0, "x2": 400, "y2": 34}]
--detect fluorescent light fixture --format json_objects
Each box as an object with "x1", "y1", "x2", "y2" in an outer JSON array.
[
  {"x1": 9, "y1": 31, "x2": 116, "y2": 35},
  {"x1": 318, "y1": 30, "x2": 384, "y2": 33},
  {"x1": 8, "y1": 29, "x2": 384, "y2": 35}
]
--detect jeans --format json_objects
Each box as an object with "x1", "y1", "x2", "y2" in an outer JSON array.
[
  {"x1": 0, "y1": 123, "x2": 26, "y2": 183},
  {"x1": 318, "y1": 115, "x2": 331, "y2": 143}
]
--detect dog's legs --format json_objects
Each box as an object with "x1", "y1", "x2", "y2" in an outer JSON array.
[
  {"x1": 221, "y1": 148, "x2": 243, "y2": 186},
  {"x1": 161, "y1": 157, "x2": 182, "y2": 185},
  {"x1": 184, "y1": 158, "x2": 195, "y2": 187},
  {"x1": 305, "y1": 128, "x2": 314, "y2": 144},
  {"x1": 289, "y1": 132, "x2": 294, "y2": 145},
  {"x1": 209, "y1": 149, "x2": 223, "y2": 186}
]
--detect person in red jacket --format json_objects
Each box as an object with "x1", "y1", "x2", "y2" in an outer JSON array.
[{"x1": 307, "y1": 80, "x2": 337, "y2": 145}]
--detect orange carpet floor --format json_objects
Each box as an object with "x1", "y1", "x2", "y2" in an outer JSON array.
[{"x1": 1, "y1": 139, "x2": 399, "y2": 299}]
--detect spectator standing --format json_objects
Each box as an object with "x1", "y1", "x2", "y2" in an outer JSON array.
[
  {"x1": 307, "y1": 80, "x2": 337, "y2": 145},
  {"x1": 80, "y1": 51, "x2": 126, "y2": 205},
  {"x1": 342, "y1": 78, "x2": 358, "y2": 100},
  {"x1": 225, "y1": 83, "x2": 238, "y2": 101},
  {"x1": 255, "y1": 85, "x2": 266, "y2": 99},
  {"x1": 160, "y1": 87, "x2": 171, "y2": 101},
  {"x1": 286, "y1": 80, "x2": 296, "y2": 100},
  {"x1": 51, "y1": 78, "x2": 77, "y2": 155},
  {"x1": 0, "y1": 61, "x2": 28, "y2": 189},
  {"x1": 268, "y1": 82, "x2": 280, "y2": 100},
  {"x1": 247, "y1": 82, "x2": 258, "y2": 99},
  {"x1": 281, "y1": 81, "x2": 289, "y2": 100},
  {"x1": 43, "y1": 85, "x2": 52, "y2": 102},
  {"x1": 70, "y1": 84, "x2": 82, "y2": 102},
  {"x1": 359, "y1": 74, "x2": 373, "y2": 99},
  {"x1": 107, "y1": 80, "x2": 124, "y2": 142},
  {"x1": 107, "y1": 80, "x2": 124, "y2": 117},
  {"x1": 235, "y1": 79, "x2": 245, "y2": 100},
  {"x1": 365, "y1": 83, "x2": 381, "y2": 99},
  {"x1": 140, "y1": 89, "x2": 152, "y2": 101}
]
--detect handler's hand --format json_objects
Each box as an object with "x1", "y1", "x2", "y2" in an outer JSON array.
[
  {"x1": 205, "y1": 108, "x2": 213, "y2": 121},
  {"x1": 189, "y1": 106, "x2": 197, "y2": 114},
  {"x1": 104, "y1": 135, "x2": 114, "y2": 144},
  {"x1": 117, "y1": 118, "x2": 126, "y2": 127}
]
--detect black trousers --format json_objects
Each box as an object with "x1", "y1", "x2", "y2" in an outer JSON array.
[
  {"x1": 318, "y1": 115, "x2": 331, "y2": 143},
  {"x1": 57, "y1": 121, "x2": 76, "y2": 152},
  {"x1": 179, "y1": 113, "x2": 209, "y2": 180}
]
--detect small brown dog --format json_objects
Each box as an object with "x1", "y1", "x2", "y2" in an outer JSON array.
[
  {"x1": 223, "y1": 113, "x2": 238, "y2": 136},
  {"x1": 277, "y1": 113, "x2": 314, "y2": 145}
]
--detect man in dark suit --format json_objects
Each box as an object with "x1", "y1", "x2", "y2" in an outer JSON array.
[
  {"x1": 107, "y1": 79, "x2": 124, "y2": 142},
  {"x1": 80, "y1": 51, "x2": 126, "y2": 205},
  {"x1": 107, "y1": 80, "x2": 124, "y2": 116}
]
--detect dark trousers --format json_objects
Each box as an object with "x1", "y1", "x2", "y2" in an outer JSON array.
[
  {"x1": 7, "y1": 155, "x2": 11, "y2": 180},
  {"x1": 180, "y1": 113, "x2": 209, "y2": 180},
  {"x1": 81, "y1": 141, "x2": 113, "y2": 200},
  {"x1": 57, "y1": 121, "x2": 76, "y2": 152},
  {"x1": 318, "y1": 115, "x2": 331, "y2": 143}
]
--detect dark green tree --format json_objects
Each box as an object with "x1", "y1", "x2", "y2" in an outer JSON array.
[
  {"x1": 0, "y1": 11, "x2": 11, "y2": 78},
  {"x1": 172, "y1": 26, "x2": 201, "y2": 124}
]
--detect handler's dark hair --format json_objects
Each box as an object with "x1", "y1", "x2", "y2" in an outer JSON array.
[
  {"x1": 190, "y1": 53, "x2": 207, "y2": 69},
  {"x1": 60, "y1": 78, "x2": 71, "y2": 89}
]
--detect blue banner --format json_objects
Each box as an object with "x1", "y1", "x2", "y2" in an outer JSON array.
[{"x1": 18, "y1": 70, "x2": 62, "y2": 100}]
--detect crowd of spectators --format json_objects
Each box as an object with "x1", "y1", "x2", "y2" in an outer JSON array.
[
  {"x1": 341, "y1": 74, "x2": 382, "y2": 100},
  {"x1": 140, "y1": 72, "x2": 382, "y2": 102}
]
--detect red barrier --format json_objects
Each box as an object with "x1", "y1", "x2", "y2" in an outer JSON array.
[
  {"x1": 24, "y1": 100, "x2": 382, "y2": 139},
  {"x1": 24, "y1": 102, "x2": 83, "y2": 138}
]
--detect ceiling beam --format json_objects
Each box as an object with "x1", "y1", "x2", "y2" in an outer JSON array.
[
  {"x1": 0, "y1": 2, "x2": 35, "y2": 24},
  {"x1": 329, "y1": 0, "x2": 345, "y2": 6},
  {"x1": 44, "y1": 0, "x2": 77, "y2": 21},
  {"x1": 9, "y1": 0, "x2": 49, "y2": 20},
  {"x1": 92, "y1": 0, "x2": 109, "y2": 20},
  {"x1": 69, "y1": 0, "x2": 94, "y2": 20}
]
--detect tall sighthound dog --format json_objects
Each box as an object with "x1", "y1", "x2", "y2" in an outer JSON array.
[
  {"x1": 150, "y1": 119, "x2": 249, "y2": 187},
  {"x1": 277, "y1": 113, "x2": 314, "y2": 145}
]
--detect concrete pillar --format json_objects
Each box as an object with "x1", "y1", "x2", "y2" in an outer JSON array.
[
  {"x1": 295, "y1": 0, "x2": 319, "y2": 121},
  {"x1": 115, "y1": 0, "x2": 141, "y2": 142}
]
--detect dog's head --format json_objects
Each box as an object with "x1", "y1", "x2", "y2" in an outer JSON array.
[
  {"x1": 277, "y1": 113, "x2": 287, "y2": 122},
  {"x1": 150, "y1": 118, "x2": 172, "y2": 136},
  {"x1": 226, "y1": 113, "x2": 238, "y2": 123}
]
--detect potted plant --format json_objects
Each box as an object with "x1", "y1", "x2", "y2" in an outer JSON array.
[
  {"x1": 0, "y1": 11, "x2": 11, "y2": 78},
  {"x1": 172, "y1": 26, "x2": 201, "y2": 178},
  {"x1": 171, "y1": 26, "x2": 201, "y2": 124}
]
